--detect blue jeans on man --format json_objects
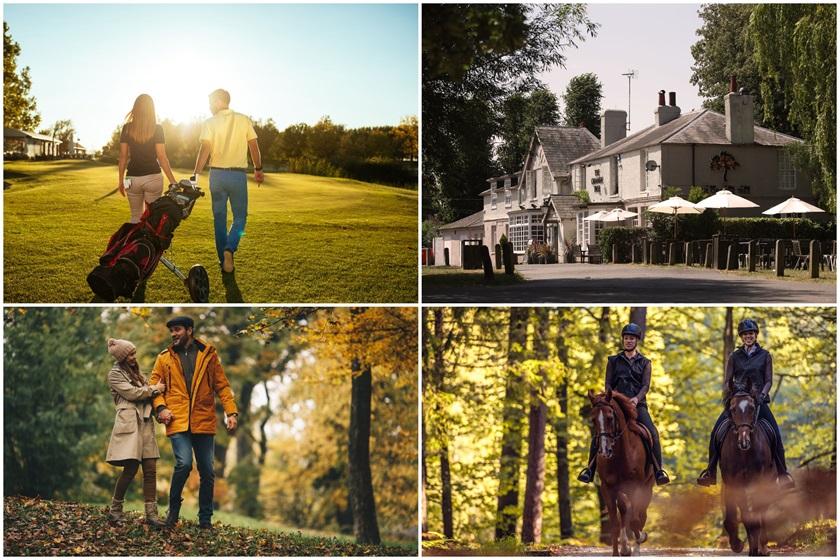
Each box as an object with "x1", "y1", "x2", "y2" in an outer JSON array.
[
  {"x1": 169, "y1": 432, "x2": 215, "y2": 523},
  {"x1": 209, "y1": 168, "x2": 248, "y2": 266}
]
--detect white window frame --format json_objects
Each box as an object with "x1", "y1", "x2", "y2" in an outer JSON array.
[{"x1": 505, "y1": 189, "x2": 512, "y2": 208}]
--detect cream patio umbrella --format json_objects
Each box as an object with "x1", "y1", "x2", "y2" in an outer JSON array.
[
  {"x1": 762, "y1": 196, "x2": 825, "y2": 238},
  {"x1": 597, "y1": 208, "x2": 639, "y2": 223},
  {"x1": 695, "y1": 189, "x2": 759, "y2": 235},
  {"x1": 647, "y1": 196, "x2": 702, "y2": 239},
  {"x1": 582, "y1": 210, "x2": 608, "y2": 221}
]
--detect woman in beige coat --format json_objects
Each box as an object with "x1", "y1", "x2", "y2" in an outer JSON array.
[{"x1": 106, "y1": 338, "x2": 167, "y2": 526}]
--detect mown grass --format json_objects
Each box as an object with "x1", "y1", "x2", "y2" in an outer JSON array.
[
  {"x1": 4, "y1": 497, "x2": 416, "y2": 556},
  {"x1": 4, "y1": 160, "x2": 417, "y2": 303}
]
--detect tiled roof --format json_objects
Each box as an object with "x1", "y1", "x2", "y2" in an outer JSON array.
[
  {"x1": 570, "y1": 109, "x2": 803, "y2": 164},
  {"x1": 439, "y1": 210, "x2": 484, "y2": 231},
  {"x1": 531, "y1": 126, "x2": 601, "y2": 174}
]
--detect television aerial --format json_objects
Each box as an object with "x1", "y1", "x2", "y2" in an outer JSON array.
[{"x1": 621, "y1": 69, "x2": 638, "y2": 131}]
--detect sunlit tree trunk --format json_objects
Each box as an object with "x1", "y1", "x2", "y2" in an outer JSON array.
[
  {"x1": 629, "y1": 307, "x2": 647, "y2": 340},
  {"x1": 430, "y1": 309, "x2": 454, "y2": 538},
  {"x1": 495, "y1": 307, "x2": 529, "y2": 540},
  {"x1": 723, "y1": 308, "x2": 734, "y2": 400},
  {"x1": 554, "y1": 309, "x2": 573, "y2": 538},
  {"x1": 595, "y1": 306, "x2": 611, "y2": 544},
  {"x1": 349, "y1": 358, "x2": 380, "y2": 545},
  {"x1": 522, "y1": 309, "x2": 549, "y2": 544}
]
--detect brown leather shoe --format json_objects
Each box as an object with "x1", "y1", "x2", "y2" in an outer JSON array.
[{"x1": 222, "y1": 250, "x2": 234, "y2": 273}]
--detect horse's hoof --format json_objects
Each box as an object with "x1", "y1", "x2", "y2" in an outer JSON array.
[
  {"x1": 620, "y1": 546, "x2": 632, "y2": 556},
  {"x1": 638, "y1": 531, "x2": 648, "y2": 544},
  {"x1": 731, "y1": 539, "x2": 744, "y2": 553}
]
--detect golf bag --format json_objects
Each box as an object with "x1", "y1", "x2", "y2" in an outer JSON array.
[{"x1": 87, "y1": 180, "x2": 203, "y2": 301}]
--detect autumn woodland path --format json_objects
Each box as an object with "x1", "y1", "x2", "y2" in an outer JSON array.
[{"x1": 4, "y1": 497, "x2": 416, "y2": 556}]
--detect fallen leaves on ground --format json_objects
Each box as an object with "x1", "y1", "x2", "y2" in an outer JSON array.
[{"x1": 4, "y1": 497, "x2": 415, "y2": 556}]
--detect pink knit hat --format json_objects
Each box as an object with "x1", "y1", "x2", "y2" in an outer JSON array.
[{"x1": 107, "y1": 338, "x2": 136, "y2": 362}]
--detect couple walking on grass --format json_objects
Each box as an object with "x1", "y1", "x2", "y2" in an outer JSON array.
[
  {"x1": 105, "y1": 316, "x2": 238, "y2": 529},
  {"x1": 117, "y1": 89, "x2": 264, "y2": 273}
]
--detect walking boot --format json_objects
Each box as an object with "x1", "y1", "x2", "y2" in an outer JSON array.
[
  {"x1": 108, "y1": 498, "x2": 125, "y2": 523},
  {"x1": 577, "y1": 467, "x2": 595, "y2": 483},
  {"x1": 164, "y1": 498, "x2": 183, "y2": 528},
  {"x1": 144, "y1": 502, "x2": 166, "y2": 528}
]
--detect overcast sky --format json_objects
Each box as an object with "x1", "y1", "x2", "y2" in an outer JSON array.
[
  {"x1": 543, "y1": 3, "x2": 705, "y2": 134},
  {"x1": 5, "y1": 3, "x2": 418, "y2": 150}
]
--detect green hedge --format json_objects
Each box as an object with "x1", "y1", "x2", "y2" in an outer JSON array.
[
  {"x1": 598, "y1": 227, "x2": 648, "y2": 262},
  {"x1": 647, "y1": 212, "x2": 834, "y2": 242}
]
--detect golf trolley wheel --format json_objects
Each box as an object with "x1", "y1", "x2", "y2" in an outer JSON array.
[{"x1": 186, "y1": 265, "x2": 210, "y2": 303}]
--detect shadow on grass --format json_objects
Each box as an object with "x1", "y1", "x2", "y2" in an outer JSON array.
[{"x1": 222, "y1": 270, "x2": 245, "y2": 303}]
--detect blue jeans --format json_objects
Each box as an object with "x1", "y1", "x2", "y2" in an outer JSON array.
[
  {"x1": 169, "y1": 432, "x2": 215, "y2": 523},
  {"x1": 209, "y1": 168, "x2": 248, "y2": 265}
]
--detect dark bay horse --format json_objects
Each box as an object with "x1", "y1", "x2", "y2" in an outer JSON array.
[
  {"x1": 588, "y1": 389, "x2": 654, "y2": 556},
  {"x1": 719, "y1": 379, "x2": 776, "y2": 556}
]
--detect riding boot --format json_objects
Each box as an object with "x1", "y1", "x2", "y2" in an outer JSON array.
[
  {"x1": 773, "y1": 446, "x2": 795, "y2": 489},
  {"x1": 165, "y1": 497, "x2": 183, "y2": 528},
  {"x1": 108, "y1": 498, "x2": 125, "y2": 523},
  {"x1": 697, "y1": 432, "x2": 721, "y2": 486},
  {"x1": 643, "y1": 436, "x2": 670, "y2": 485},
  {"x1": 144, "y1": 502, "x2": 166, "y2": 528},
  {"x1": 578, "y1": 439, "x2": 598, "y2": 483}
]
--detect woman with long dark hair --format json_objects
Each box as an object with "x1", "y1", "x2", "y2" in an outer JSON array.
[
  {"x1": 105, "y1": 337, "x2": 167, "y2": 526},
  {"x1": 117, "y1": 94, "x2": 178, "y2": 223}
]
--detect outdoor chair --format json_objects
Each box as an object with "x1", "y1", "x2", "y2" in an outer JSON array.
[
  {"x1": 582, "y1": 245, "x2": 602, "y2": 264},
  {"x1": 791, "y1": 240, "x2": 809, "y2": 270},
  {"x1": 823, "y1": 241, "x2": 837, "y2": 272}
]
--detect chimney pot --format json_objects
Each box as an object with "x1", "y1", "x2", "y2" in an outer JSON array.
[
  {"x1": 658, "y1": 90, "x2": 666, "y2": 106},
  {"x1": 668, "y1": 92, "x2": 676, "y2": 106},
  {"x1": 729, "y1": 75, "x2": 737, "y2": 93}
]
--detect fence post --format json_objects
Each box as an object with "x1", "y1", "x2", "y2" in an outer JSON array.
[
  {"x1": 747, "y1": 240, "x2": 756, "y2": 272},
  {"x1": 809, "y1": 240, "x2": 821, "y2": 279},
  {"x1": 704, "y1": 243, "x2": 713, "y2": 268},
  {"x1": 668, "y1": 243, "x2": 677, "y2": 265},
  {"x1": 643, "y1": 241, "x2": 650, "y2": 264},
  {"x1": 495, "y1": 244, "x2": 502, "y2": 269},
  {"x1": 631, "y1": 244, "x2": 638, "y2": 264},
  {"x1": 444, "y1": 247, "x2": 450, "y2": 267},
  {"x1": 726, "y1": 245, "x2": 738, "y2": 270},
  {"x1": 775, "y1": 240, "x2": 785, "y2": 277},
  {"x1": 684, "y1": 242, "x2": 691, "y2": 266}
]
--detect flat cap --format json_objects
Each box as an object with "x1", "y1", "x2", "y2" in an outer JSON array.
[{"x1": 166, "y1": 316, "x2": 195, "y2": 329}]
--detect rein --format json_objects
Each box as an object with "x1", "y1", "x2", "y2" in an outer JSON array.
[
  {"x1": 730, "y1": 392, "x2": 760, "y2": 433},
  {"x1": 592, "y1": 401, "x2": 626, "y2": 442}
]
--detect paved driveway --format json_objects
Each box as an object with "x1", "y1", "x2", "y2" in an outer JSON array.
[{"x1": 423, "y1": 264, "x2": 836, "y2": 304}]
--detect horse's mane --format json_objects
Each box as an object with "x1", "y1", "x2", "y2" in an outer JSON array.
[
  {"x1": 591, "y1": 391, "x2": 648, "y2": 442},
  {"x1": 610, "y1": 392, "x2": 639, "y2": 424}
]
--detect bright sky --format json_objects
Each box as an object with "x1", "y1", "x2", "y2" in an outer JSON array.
[
  {"x1": 543, "y1": 3, "x2": 704, "y2": 134},
  {"x1": 5, "y1": 3, "x2": 418, "y2": 150}
]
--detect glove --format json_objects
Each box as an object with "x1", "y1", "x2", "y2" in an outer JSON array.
[{"x1": 758, "y1": 392, "x2": 769, "y2": 404}]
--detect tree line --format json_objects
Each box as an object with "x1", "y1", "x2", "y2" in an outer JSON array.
[
  {"x1": 4, "y1": 307, "x2": 417, "y2": 544},
  {"x1": 97, "y1": 115, "x2": 417, "y2": 188},
  {"x1": 422, "y1": 307, "x2": 836, "y2": 548}
]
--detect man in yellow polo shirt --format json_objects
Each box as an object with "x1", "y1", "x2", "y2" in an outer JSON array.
[{"x1": 193, "y1": 89, "x2": 264, "y2": 273}]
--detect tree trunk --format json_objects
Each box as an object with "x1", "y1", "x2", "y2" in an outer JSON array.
[
  {"x1": 431, "y1": 309, "x2": 454, "y2": 539},
  {"x1": 522, "y1": 309, "x2": 549, "y2": 544},
  {"x1": 348, "y1": 359, "x2": 380, "y2": 545},
  {"x1": 236, "y1": 380, "x2": 255, "y2": 463},
  {"x1": 723, "y1": 308, "x2": 734, "y2": 400},
  {"x1": 495, "y1": 307, "x2": 529, "y2": 540},
  {"x1": 629, "y1": 307, "x2": 647, "y2": 340},
  {"x1": 596, "y1": 307, "x2": 611, "y2": 544},
  {"x1": 554, "y1": 310, "x2": 573, "y2": 538}
]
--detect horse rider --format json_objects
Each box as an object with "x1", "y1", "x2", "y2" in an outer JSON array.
[
  {"x1": 578, "y1": 323, "x2": 671, "y2": 486},
  {"x1": 697, "y1": 319, "x2": 795, "y2": 489}
]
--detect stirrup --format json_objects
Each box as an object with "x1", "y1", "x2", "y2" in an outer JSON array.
[
  {"x1": 577, "y1": 467, "x2": 594, "y2": 483},
  {"x1": 697, "y1": 468, "x2": 716, "y2": 486},
  {"x1": 655, "y1": 469, "x2": 671, "y2": 485}
]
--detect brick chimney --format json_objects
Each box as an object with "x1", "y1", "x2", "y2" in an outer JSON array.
[
  {"x1": 600, "y1": 109, "x2": 627, "y2": 148},
  {"x1": 724, "y1": 75, "x2": 754, "y2": 144},
  {"x1": 655, "y1": 89, "x2": 680, "y2": 126}
]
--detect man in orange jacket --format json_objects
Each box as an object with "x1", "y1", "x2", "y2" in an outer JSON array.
[{"x1": 150, "y1": 316, "x2": 238, "y2": 529}]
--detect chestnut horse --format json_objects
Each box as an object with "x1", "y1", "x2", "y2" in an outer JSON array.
[
  {"x1": 588, "y1": 389, "x2": 654, "y2": 556},
  {"x1": 719, "y1": 378, "x2": 776, "y2": 556}
]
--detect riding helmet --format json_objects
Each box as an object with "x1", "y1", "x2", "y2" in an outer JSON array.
[
  {"x1": 737, "y1": 318, "x2": 759, "y2": 335},
  {"x1": 621, "y1": 323, "x2": 642, "y2": 338}
]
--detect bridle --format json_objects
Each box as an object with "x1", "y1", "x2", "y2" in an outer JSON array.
[
  {"x1": 729, "y1": 391, "x2": 760, "y2": 433},
  {"x1": 592, "y1": 401, "x2": 625, "y2": 442}
]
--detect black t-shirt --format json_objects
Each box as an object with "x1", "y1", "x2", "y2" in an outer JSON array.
[{"x1": 120, "y1": 123, "x2": 165, "y2": 177}]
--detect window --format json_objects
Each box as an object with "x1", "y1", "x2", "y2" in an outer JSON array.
[
  {"x1": 577, "y1": 211, "x2": 603, "y2": 248},
  {"x1": 491, "y1": 191, "x2": 497, "y2": 210},
  {"x1": 529, "y1": 170, "x2": 537, "y2": 199},
  {"x1": 509, "y1": 213, "x2": 544, "y2": 252},
  {"x1": 505, "y1": 189, "x2": 512, "y2": 208},
  {"x1": 778, "y1": 149, "x2": 796, "y2": 191},
  {"x1": 536, "y1": 168, "x2": 543, "y2": 198},
  {"x1": 518, "y1": 184, "x2": 525, "y2": 205}
]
